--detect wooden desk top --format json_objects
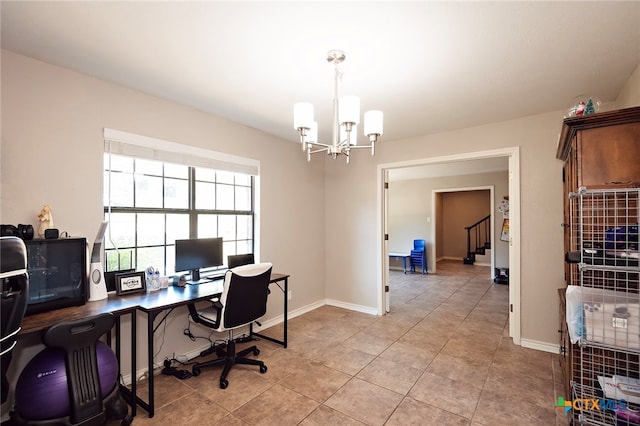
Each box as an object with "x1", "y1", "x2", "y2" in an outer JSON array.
[{"x1": 19, "y1": 272, "x2": 289, "y2": 336}]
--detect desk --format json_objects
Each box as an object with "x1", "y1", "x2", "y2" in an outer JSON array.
[
  {"x1": 19, "y1": 272, "x2": 289, "y2": 419},
  {"x1": 389, "y1": 252, "x2": 410, "y2": 273},
  {"x1": 130, "y1": 272, "x2": 288, "y2": 418}
]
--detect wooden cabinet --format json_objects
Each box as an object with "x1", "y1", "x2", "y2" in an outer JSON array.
[
  {"x1": 557, "y1": 106, "x2": 640, "y2": 425},
  {"x1": 557, "y1": 106, "x2": 640, "y2": 190}
]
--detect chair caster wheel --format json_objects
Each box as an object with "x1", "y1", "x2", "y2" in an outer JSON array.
[
  {"x1": 253, "y1": 348, "x2": 260, "y2": 356},
  {"x1": 260, "y1": 364, "x2": 267, "y2": 374},
  {"x1": 220, "y1": 379, "x2": 229, "y2": 389},
  {"x1": 192, "y1": 366, "x2": 201, "y2": 377}
]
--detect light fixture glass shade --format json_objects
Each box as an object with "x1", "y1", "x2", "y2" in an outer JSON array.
[
  {"x1": 364, "y1": 110, "x2": 383, "y2": 136},
  {"x1": 308, "y1": 121, "x2": 318, "y2": 143},
  {"x1": 339, "y1": 96, "x2": 360, "y2": 125},
  {"x1": 340, "y1": 124, "x2": 357, "y2": 146},
  {"x1": 294, "y1": 102, "x2": 314, "y2": 130}
]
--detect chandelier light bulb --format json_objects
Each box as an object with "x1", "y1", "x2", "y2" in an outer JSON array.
[
  {"x1": 364, "y1": 110, "x2": 384, "y2": 137},
  {"x1": 339, "y1": 96, "x2": 360, "y2": 125},
  {"x1": 293, "y1": 102, "x2": 314, "y2": 130}
]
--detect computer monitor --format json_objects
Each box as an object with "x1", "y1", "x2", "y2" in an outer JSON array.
[
  {"x1": 227, "y1": 253, "x2": 254, "y2": 269},
  {"x1": 175, "y1": 237, "x2": 223, "y2": 282}
]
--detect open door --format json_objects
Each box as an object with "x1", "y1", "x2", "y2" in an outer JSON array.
[{"x1": 383, "y1": 169, "x2": 390, "y2": 313}]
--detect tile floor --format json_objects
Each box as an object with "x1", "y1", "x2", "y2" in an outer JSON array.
[{"x1": 127, "y1": 260, "x2": 567, "y2": 425}]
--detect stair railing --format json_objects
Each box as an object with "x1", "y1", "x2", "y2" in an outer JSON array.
[{"x1": 463, "y1": 214, "x2": 491, "y2": 264}]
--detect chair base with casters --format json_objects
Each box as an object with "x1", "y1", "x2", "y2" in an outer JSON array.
[{"x1": 191, "y1": 329, "x2": 267, "y2": 389}]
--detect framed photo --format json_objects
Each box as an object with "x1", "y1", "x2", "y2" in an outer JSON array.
[{"x1": 115, "y1": 271, "x2": 146, "y2": 296}]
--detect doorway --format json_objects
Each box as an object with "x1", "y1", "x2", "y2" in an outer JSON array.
[
  {"x1": 433, "y1": 186, "x2": 495, "y2": 275},
  {"x1": 378, "y1": 147, "x2": 521, "y2": 344}
]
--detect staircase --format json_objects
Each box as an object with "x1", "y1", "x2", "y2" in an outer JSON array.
[{"x1": 463, "y1": 214, "x2": 491, "y2": 265}]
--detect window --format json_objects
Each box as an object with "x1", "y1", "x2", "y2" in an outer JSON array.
[{"x1": 103, "y1": 153, "x2": 254, "y2": 276}]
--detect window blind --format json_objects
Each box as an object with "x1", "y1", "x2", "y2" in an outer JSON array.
[{"x1": 103, "y1": 128, "x2": 259, "y2": 176}]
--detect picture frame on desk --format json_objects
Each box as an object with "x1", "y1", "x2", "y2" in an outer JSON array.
[{"x1": 115, "y1": 271, "x2": 146, "y2": 295}]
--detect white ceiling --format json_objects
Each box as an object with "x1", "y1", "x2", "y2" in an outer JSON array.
[{"x1": 2, "y1": 1, "x2": 639, "y2": 150}]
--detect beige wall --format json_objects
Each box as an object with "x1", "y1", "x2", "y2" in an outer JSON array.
[
  {"x1": 442, "y1": 190, "x2": 490, "y2": 259},
  {"x1": 325, "y1": 112, "x2": 566, "y2": 347},
  {"x1": 0, "y1": 50, "x2": 326, "y2": 377},
  {"x1": 617, "y1": 63, "x2": 640, "y2": 109}
]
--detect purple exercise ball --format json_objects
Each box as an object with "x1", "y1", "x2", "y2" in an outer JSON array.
[{"x1": 15, "y1": 341, "x2": 118, "y2": 420}]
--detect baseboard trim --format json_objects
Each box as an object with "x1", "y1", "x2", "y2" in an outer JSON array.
[
  {"x1": 325, "y1": 299, "x2": 379, "y2": 316},
  {"x1": 520, "y1": 338, "x2": 559, "y2": 354}
]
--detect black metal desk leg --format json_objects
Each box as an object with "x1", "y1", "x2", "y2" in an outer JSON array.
[
  {"x1": 283, "y1": 277, "x2": 288, "y2": 348},
  {"x1": 130, "y1": 311, "x2": 137, "y2": 417},
  {"x1": 147, "y1": 311, "x2": 155, "y2": 417},
  {"x1": 249, "y1": 276, "x2": 288, "y2": 348}
]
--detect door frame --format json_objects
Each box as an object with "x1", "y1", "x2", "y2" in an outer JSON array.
[{"x1": 377, "y1": 146, "x2": 521, "y2": 344}]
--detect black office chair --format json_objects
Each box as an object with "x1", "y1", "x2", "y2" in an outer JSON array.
[
  {"x1": 227, "y1": 253, "x2": 254, "y2": 269},
  {"x1": 1, "y1": 236, "x2": 29, "y2": 404},
  {"x1": 11, "y1": 313, "x2": 131, "y2": 426},
  {"x1": 187, "y1": 262, "x2": 272, "y2": 389}
]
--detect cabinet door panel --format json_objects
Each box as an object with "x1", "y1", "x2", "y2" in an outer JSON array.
[{"x1": 577, "y1": 123, "x2": 640, "y2": 188}]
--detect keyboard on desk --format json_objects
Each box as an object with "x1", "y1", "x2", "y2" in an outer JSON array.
[{"x1": 187, "y1": 275, "x2": 224, "y2": 285}]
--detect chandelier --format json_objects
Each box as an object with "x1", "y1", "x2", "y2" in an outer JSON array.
[{"x1": 293, "y1": 50, "x2": 383, "y2": 163}]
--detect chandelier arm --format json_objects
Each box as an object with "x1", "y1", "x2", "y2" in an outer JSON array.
[
  {"x1": 308, "y1": 147, "x2": 331, "y2": 155},
  {"x1": 307, "y1": 141, "x2": 332, "y2": 149}
]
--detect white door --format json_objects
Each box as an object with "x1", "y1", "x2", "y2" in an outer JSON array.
[{"x1": 383, "y1": 169, "x2": 390, "y2": 313}]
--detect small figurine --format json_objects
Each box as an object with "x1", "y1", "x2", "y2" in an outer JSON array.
[
  {"x1": 37, "y1": 204, "x2": 54, "y2": 238},
  {"x1": 575, "y1": 101, "x2": 586, "y2": 116}
]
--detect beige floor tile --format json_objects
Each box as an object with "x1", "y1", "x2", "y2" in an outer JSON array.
[
  {"x1": 426, "y1": 353, "x2": 490, "y2": 389},
  {"x1": 233, "y1": 383, "x2": 319, "y2": 426},
  {"x1": 378, "y1": 340, "x2": 437, "y2": 370},
  {"x1": 483, "y1": 364, "x2": 556, "y2": 408},
  {"x1": 299, "y1": 404, "x2": 366, "y2": 425},
  {"x1": 439, "y1": 338, "x2": 497, "y2": 366},
  {"x1": 356, "y1": 357, "x2": 423, "y2": 395},
  {"x1": 325, "y1": 378, "x2": 404, "y2": 426},
  {"x1": 129, "y1": 391, "x2": 229, "y2": 425},
  {"x1": 361, "y1": 319, "x2": 413, "y2": 340},
  {"x1": 399, "y1": 327, "x2": 452, "y2": 353},
  {"x1": 409, "y1": 372, "x2": 482, "y2": 419},
  {"x1": 385, "y1": 397, "x2": 470, "y2": 426},
  {"x1": 279, "y1": 361, "x2": 351, "y2": 402},
  {"x1": 318, "y1": 344, "x2": 376, "y2": 376},
  {"x1": 342, "y1": 331, "x2": 396, "y2": 356},
  {"x1": 183, "y1": 367, "x2": 273, "y2": 412},
  {"x1": 472, "y1": 389, "x2": 557, "y2": 426}
]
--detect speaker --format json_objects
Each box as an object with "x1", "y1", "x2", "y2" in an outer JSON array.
[
  {"x1": 1, "y1": 224, "x2": 34, "y2": 240},
  {"x1": 88, "y1": 221, "x2": 109, "y2": 301},
  {"x1": 44, "y1": 228, "x2": 59, "y2": 239}
]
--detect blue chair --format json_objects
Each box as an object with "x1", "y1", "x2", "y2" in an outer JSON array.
[{"x1": 410, "y1": 239, "x2": 427, "y2": 274}]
